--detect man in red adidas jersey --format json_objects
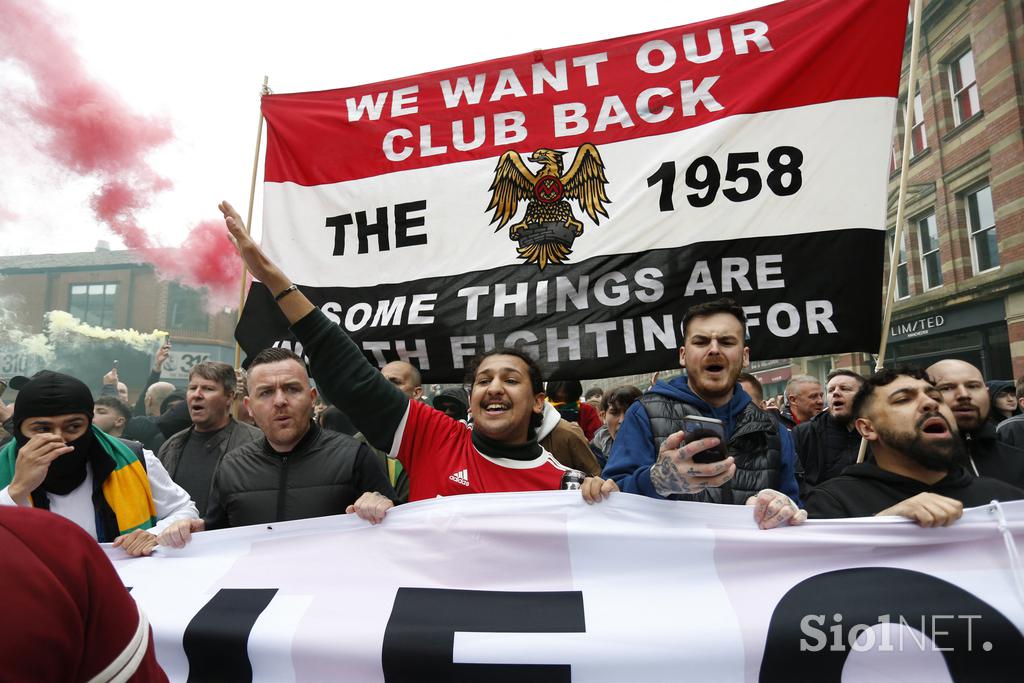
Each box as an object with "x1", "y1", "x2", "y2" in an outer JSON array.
[{"x1": 218, "y1": 201, "x2": 615, "y2": 521}]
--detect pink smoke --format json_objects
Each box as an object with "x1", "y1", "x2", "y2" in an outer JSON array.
[
  {"x1": 0, "y1": 0, "x2": 242, "y2": 309},
  {"x1": 0, "y1": 205, "x2": 17, "y2": 226}
]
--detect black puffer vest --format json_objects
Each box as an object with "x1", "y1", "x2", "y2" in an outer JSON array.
[{"x1": 639, "y1": 392, "x2": 782, "y2": 504}]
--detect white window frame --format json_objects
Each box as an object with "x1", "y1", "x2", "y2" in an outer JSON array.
[
  {"x1": 907, "y1": 91, "x2": 927, "y2": 156},
  {"x1": 916, "y1": 212, "x2": 942, "y2": 291},
  {"x1": 948, "y1": 49, "x2": 981, "y2": 126},
  {"x1": 69, "y1": 282, "x2": 118, "y2": 328},
  {"x1": 889, "y1": 229, "x2": 910, "y2": 300},
  {"x1": 965, "y1": 185, "x2": 999, "y2": 275}
]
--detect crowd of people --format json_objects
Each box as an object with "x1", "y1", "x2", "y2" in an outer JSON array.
[{"x1": 1, "y1": 200, "x2": 1023, "y2": 679}]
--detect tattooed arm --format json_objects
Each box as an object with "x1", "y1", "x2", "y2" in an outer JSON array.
[
  {"x1": 649, "y1": 431, "x2": 736, "y2": 498},
  {"x1": 746, "y1": 488, "x2": 806, "y2": 529}
]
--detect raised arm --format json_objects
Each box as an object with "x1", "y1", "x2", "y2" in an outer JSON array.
[
  {"x1": 219, "y1": 201, "x2": 315, "y2": 323},
  {"x1": 219, "y1": 201, "x2": 407, "y2": 451}
]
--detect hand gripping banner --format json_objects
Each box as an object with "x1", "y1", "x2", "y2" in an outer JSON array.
[
  {"x1": 113, "y1": 493, "x2": 1024, "y2": 681},
  {"x1": 236, "y1": 0, "x2": 909, "y2": 380}
]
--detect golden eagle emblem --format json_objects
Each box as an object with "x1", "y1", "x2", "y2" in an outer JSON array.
[{"x1": 486, "y1": 144, "x2": 611, "y2": 269}]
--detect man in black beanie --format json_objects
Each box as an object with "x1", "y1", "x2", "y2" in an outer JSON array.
[{"x1": 0, "y1": 371, "x2": 198, "y2": 556}]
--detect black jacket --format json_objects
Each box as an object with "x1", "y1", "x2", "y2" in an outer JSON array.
[
  {"x1": 204, "y1": 422, "x2": 397, "y2": 529},
  {"x1": 962, "y1": 422, "x2": 1024, "y2": 489},
  {"x1": 996, "y1": 414, "x2": 1024, "y2": 448},
  {"x1": 805, "y1": 463, "x2": 1024, "y2": 519},
  {"x1": 157, "y1": 418, "x2": 263, "y2": 515},
  {"x1": 793, "y1": 411, "x2": 866, "y2": 497},
  {"x1": 122, "y1": 415, "x2": 165, "y2": 453}
]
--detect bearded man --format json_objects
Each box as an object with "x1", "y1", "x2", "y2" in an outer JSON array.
[
  {"x1": 804, "y1": 368, "x2": 1023, "y2": 525},
  {"x1": 927, "y1": 359, "x2": 1024, "y2": 488}
]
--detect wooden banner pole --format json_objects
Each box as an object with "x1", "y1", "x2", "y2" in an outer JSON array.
[
  {"x1": 857, "y1": 0, "x2": 923, "y2": 463},
  {"x1": 233, "y1": 76, "x2": 270, "y2": 371}
]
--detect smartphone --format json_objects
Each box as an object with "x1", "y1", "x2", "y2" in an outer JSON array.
[{"x1": 683, "y1": 416, "x2": 728, "y2": 463}]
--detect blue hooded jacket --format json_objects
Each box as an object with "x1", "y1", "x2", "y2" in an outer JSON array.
[{"x1": 602, "y1": 375, "x2": 801, "y2": 505}]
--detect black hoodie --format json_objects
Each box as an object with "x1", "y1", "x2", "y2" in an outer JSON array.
[
  {"x1": 961, "y1": 421, "x2": 1024, "y2": 488},
  {"x1": 805, "y1": 463, "x2": 1024, "y2": 519}
]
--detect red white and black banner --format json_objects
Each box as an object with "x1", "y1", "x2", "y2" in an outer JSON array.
[
  {"x1": 113, "y1": 494, "x2": 1024, "y2": 682},
  {"x1": 236, "y1": 0, "x2": 908, "y2": 380}
]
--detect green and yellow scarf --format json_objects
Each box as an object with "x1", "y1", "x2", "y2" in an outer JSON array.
[{"x1": 0, "y1": 426, "x2": 157, "y2": 539}]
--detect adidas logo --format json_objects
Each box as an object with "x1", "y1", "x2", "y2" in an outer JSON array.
[{"x1": 448, "y1": 468, "x2": 469, "y2": 486}]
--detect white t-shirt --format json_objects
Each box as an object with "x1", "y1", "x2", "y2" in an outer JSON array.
[{"x1": 0, "y1": 449, "x2": 198, "y2": 539}]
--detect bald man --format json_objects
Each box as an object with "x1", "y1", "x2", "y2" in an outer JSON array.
[
  {"x1": 927, "y1": 359, "x2": 1024, "y2": 488},
  {"x1": 144, "y1": 381, "x2": 177, "y2": 417},
  {"x1": 350, "y1": 361, "x2": 420, "y2": 503},
  {"x1": 382, "y1": 361, "x2": 423, "y2": 401},
  {"x1": 123, "y1": 381, "x2": 180, "y2": 454}
]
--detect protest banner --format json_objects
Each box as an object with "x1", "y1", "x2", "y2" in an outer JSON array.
[
  {"x1": 235, "y1": 0, "x2": 909, "y2": 380},
  {"x1": 112, "y1": 492, "x2": 1024, "y2": 681}
]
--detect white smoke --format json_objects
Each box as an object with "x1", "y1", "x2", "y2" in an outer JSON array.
[{"x1": 45, "y1": 310, "x2": 166, "y2": 352}]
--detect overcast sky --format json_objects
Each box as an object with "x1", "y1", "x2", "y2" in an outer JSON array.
[{"x1": 0, "y1": 0, "x2": 774, "y2": 257}]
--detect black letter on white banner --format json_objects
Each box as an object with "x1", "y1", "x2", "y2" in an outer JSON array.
[
  {"x1": 382, "y1": 588, "x2": 585, "y2": 682},
  {"x1": 760, "y1": 568, "x2": 1023, "y2": 682},
  {"x1": 182, "y1": 588, "x2": 278, "y2": 683}
]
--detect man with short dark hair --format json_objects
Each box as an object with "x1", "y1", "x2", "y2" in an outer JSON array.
[
  {"x1": 590, "y1": 385, "x2": 643, "y2": 467},
  {"x1": 793, "y1": 369, "x2": 866, "y2": 496},
  {"x1": 926, "y1": 359, "x2": 1024, "y2": 488},
  {"x1": 604, "y1": 298, "x2": 803, "y2": 529},
  {"x1": 157, "y1": 361, "x2": 262, "y2": 516},
  {"x1": 93, "y1": 396, "x2": 133, "y2": 438},
  {"x1": 805, "y1": 368, "x2": 1023, "y2": 525},
  {"x1": 736, "y1": 372, "x2": 764, "y2": 404},
  {"x1": 215, "y1": 201, "x2": 617, "y2": 516},
  {"x1": 996, "y1": 374, "x2": 1024, "y2": 447},
  {"x1": 159, "y1": 347, "x2": 399, "y2": 545}
]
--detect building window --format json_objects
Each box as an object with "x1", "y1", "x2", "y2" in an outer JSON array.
[
  {"x1": 908, "y1": 91, "x2": 927, "y2": 156},
  {"x1": 889, "y1": 229, "x2": 910, "y2": 299},
  {"x1": 948, "y1": 49, "x2": 980, "y2": 126},
  {"x1": 69, "y1": 283, "x2": 117, "y2": 328},
  {"x1": 966, "y1": 185, "x2": 998, "y2": 273},
  {"x1": 167, "y1": 283, "x2": 208, "y2": 332},
  {"x1": 916, "y1": 213, "x2": 942, "y2": 290}
]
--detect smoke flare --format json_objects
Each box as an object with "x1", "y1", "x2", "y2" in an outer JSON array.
[
  {"x1": 46, "y1": 311, "x2": 166, "y2": 352},
  {"x1": 0, "y1": 0, "x2": 242, "y2": 308}
]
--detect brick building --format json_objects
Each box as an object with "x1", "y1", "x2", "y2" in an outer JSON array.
[
  {"x1": 747, "y1": 0, "x2": 1024, "y2": 393},
  {"x1": 0, "y1": 242, "x2": 238, "y2": 400}
]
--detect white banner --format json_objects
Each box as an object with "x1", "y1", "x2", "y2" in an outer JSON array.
[{"x1": 111, "y1": 493, "x2": 1024, "y2": 682}]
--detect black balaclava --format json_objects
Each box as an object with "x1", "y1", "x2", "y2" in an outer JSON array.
[{"x1": 12, "y1": 371, "x2": 96, "y2": 495}]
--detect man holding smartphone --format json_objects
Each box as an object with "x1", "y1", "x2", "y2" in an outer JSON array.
[{"x1": 603, "y1": 298, "x2": 804, "y2": 529}]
